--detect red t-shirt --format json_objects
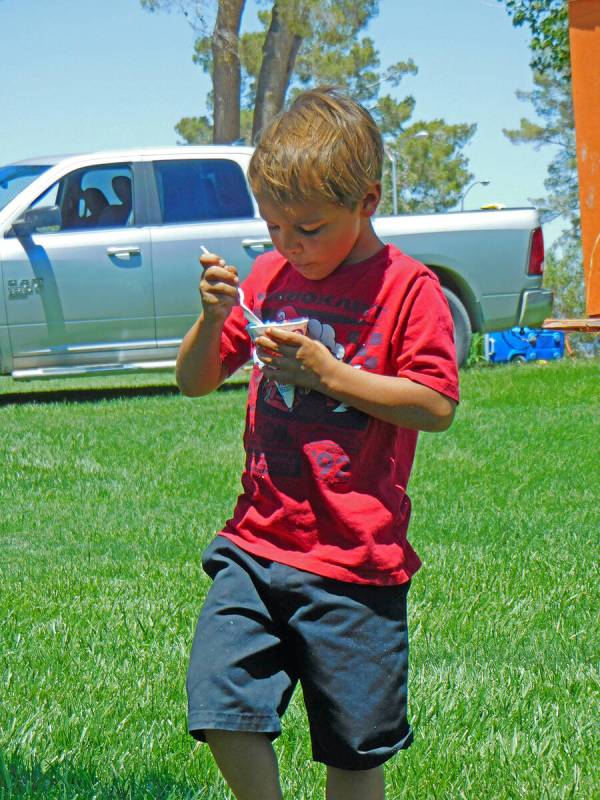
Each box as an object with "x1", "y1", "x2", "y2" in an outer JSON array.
[{"x1": 216, "y1": 244, "x2": 459, "y2": 585}]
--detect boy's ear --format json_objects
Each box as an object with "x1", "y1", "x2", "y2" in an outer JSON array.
[{"x1": 360, "y1": 182, "x2": 382, "y2": 217}]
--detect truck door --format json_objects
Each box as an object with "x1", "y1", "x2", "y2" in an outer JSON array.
[
  {"x1": 148, "y1": 157, "x2": 271, "y2": 350},
  {"x1": 2, "y1": 162, "x2": 154, "y2": 367}
]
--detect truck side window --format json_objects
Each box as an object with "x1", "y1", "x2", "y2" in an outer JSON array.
[
  {"x1": 153, "y1": 159, "x2": 254, "y2": 224},
  {"x1": 26, "y1": 182, "x2": 62, "y2": 233},
  {"x1": 69, "y1": 165, "x2": 134, "y2": 229},
  {"x1": 26, "y1": 164, "x2": 133, "y2": 233},
  {"x1": 15, "y1": 164, "x2": 135, "y2": 234}
]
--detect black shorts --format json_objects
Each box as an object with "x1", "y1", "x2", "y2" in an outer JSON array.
[{"x1": 186, "y1": 536, "x2": 413, "y2": 771}]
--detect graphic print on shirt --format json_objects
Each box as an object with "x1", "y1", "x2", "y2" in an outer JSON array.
[
  {"x1": 255, "y1": 302, "x2": 353, "y2": 415},
  {"x1": 245, "y1": 297, "x2": 376, "y2": 481}
]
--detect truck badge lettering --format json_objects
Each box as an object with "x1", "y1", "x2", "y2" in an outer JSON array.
[{"x1": 7, "y1": 278, "x2": 44, "y2": 299}]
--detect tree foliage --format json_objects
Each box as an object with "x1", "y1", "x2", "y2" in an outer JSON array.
[
  {"x1": 497, "y1": 0, "x2": 570, "y2": 75},
  {"x1": 503, "y1": 69, "x2": 578, "y2": 230},
  {"x1": 174, "y1": 113, "x2": 213, "y2": 144},
  {"x1": 141, "y1": 0, "x2": 476, "y2": 213},
  {"x1": 544, "y1": 234, "x2": 585, "y2": 318},
  {"x1": 187, "y1": 0, "x2": 397, "y2": 141},
  {"x1": 380, "y1": 120, "x2": 476, "y2": 216},
  {"x1": 498, "y1": 1, "x2": 584, "y2": 315}
]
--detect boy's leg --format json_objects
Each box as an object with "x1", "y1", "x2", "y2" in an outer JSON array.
[
  {"x1": 205, "y1": 730, "x2": 283, "y2": 800},
  {"x1": 187, "y1": 540, "x2": 298, "y2": 797},
  {"x1": 326, "y1": 765, "x2": 385, "y2": 800},
  {"x1": 282, "y1": 569, "x2": 412, "y2": 778}
]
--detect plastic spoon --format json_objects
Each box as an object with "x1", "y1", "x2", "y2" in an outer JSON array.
[
  {"x1": 200, "y1": 246, "x2": 262, "y2": 324},
  {"x1": 237, "y1": 285, "x2": 263, "y2": 325}
]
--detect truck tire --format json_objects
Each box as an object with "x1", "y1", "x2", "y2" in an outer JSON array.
[{"x1": 442, "y1": 287, "x2": 472, "y2": 368}]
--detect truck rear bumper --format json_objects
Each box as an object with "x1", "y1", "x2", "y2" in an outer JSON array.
[{"x1": 518, "y1": 289, "x2": 554, "y2": 327}]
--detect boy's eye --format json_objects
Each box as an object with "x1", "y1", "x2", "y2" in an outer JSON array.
[{"x1": 266, "y1": 223, "x2": 322, "y2": 236}]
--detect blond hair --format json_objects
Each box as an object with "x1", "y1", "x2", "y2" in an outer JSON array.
[{"x1": 248, "y1": 86, "x2": 383, "y2": 210}]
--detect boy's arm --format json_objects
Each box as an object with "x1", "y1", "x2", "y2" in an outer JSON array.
[
  {"x1": 176, "y1": 313, "x2": 229, "y2": 397},
  {"x1": 256, "y1": 330, "x2": 456, "y2": 431},
  {"x1": 317, "y1": 360, "x2": 456, "y2": 431},
  {"x1": 176, "y1": 253, "x2": 239, "y2": 397}
]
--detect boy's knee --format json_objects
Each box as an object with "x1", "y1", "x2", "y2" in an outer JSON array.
[
  {"x1": 326, "y1": 764, "x2": 385, "y2": 800},
  {"x1": 205, "y1": 729, "x2": 271, "y2": 750}
]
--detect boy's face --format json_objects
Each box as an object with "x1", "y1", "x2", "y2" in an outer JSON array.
[{"x1": 257, "y1": 186, "x2": 381, "y2": 281}]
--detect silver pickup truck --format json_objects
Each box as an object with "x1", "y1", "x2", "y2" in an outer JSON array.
[{"x1": 0, "y1": 146, "x2": 552, "y2": 378}]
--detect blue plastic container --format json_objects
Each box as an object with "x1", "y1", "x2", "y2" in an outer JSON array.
[{"x1": 484, "y1": 327, "x2": 565, "y2": 364}]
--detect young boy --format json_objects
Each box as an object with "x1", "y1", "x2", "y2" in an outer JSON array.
[{"x1": 176, "y1": 87, "x2": 459, "y2": 800}]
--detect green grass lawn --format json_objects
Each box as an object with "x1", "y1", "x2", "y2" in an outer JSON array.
[{"x1": 1, "y1": 360, "x2": 598, "y2": 799}]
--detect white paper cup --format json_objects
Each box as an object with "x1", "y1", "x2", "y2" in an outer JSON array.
[
  {"x1": 248, "y1": 317, "x2": 309, "y2": 409},
  {"x1": 247, "y1": 317, "x2": 309, "y2": 341}
]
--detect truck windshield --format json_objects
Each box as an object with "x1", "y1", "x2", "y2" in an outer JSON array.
[{"x1": 0, "y1": 164, "x2": 51, "y2": 213}]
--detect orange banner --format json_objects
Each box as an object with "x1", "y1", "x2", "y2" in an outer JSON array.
[{"x1": 569, "y1": 0, "x2": 600, "y2": 316}]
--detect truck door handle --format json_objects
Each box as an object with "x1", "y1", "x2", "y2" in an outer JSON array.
[
  {"x1": 241, "y1": 238, "x2": 273, "y2": 253},
  {"x1": 106, "y1": 246, "x2": 141, "y2": 258}
]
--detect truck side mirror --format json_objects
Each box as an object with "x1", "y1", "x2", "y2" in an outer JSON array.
[
  {"x1": 10, "y1": 218, "x2": 33, "y2": 237},
  {"x1": 10, "y1": 206, "x2": 61, "y2": 237}
]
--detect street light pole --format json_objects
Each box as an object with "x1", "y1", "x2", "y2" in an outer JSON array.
[
  {"x1": 460, "y1": 179, "x2": 491, "y2": 211},
  {"x1": 385, "y1": 148, "x2": 398, "y2": 216}
]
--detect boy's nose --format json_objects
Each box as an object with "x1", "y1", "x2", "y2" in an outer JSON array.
[{"x1": 280, "y1": 229, "x2": 302, "y2": 255}]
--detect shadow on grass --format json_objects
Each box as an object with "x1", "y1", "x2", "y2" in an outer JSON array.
[
  {"x1": 0, "y1": 753, "x2": 206, "y2": 799},
  {"x1": 0, "y1": 381, "x2": 248, "y2": 407}
]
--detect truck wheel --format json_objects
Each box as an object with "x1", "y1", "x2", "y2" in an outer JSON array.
[
  {"x1": 511, "y1": 354, "x2": 526, "y2": 364},
  {"x1": 442, "y1": 287, "x2": 472, "y2": 368}
]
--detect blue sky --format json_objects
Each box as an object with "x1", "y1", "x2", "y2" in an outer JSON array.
[{"x1": 0, "y1": 0, "x2": 563, "y2": 242}]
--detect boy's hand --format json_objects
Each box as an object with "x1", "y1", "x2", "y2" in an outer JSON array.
[
  {"x1": 255, "y1": 327, "x2": 339, "y2": 391},
  {"x1": 199, "y1": 251, "x2": 239, "y2": 324}
]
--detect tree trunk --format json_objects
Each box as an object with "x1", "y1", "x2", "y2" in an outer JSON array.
[
  {"x1": 252, "y1": 1, "x2": 304, "y2": 142},
  {"x1": 212, "y1": 0, "x2": 246, "y2": 143}
]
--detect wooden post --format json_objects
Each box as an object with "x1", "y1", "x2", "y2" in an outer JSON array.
[{"x1": 569, "y1": 0, "x2": 600, "y2": 316}]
